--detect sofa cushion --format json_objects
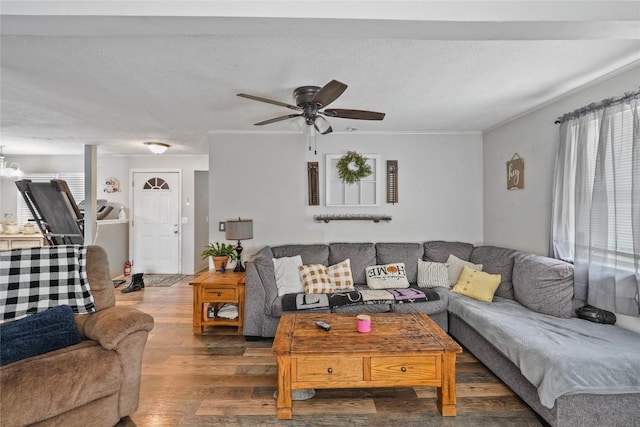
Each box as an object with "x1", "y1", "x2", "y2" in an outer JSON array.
[
  {"x1": 417, "y1": 260, "x2": 450, "y2": 288},
  {"x1": 1, "y1": 305, "x2": 82, "y2": 366},
  {"x1": 471, "y1": 246, "x2": 521, "y2": 299},
  {"x1": 512, "y1": 253, "x2": 574, "y2": 318},
  {"x1": 365, "y1": 263, "x2": 410, "y2": 289},
  {"x1": 253, "y1": 247, "x2": 280, "y2": 316},
  {"x1": 451, "y1": 266, "x2": 502, "y2": 303},
  {"x1": 299, "y1": 264, "x2": 333, "y2": 294},
  {"x1": 424, "y1": 241, "x2": 474, "y2": 263},
  {"x1": 272, "y1": 244, "x2": 329, "y2": 265},
  {"x1": 448, "y1": 292, "x2": 640, "y2": 409},
  {"x1": 375, "y1": 242, "x2": 423, "y2": 283},
  {"x1": 447, "y1": 254, "x2": 483, "y2": 286},
  {"x1": 390, "y1": 287, "x2": 449, "y2": 315},
  {"x1": 0, "y1": 340, "x2": 121, "y2": 426},
  {"x1": 273, "y1": 256, "x2": 304, "y2": 296},
  {"x1": 329, "y1": 243, "x2": 376, "y2": 285}
]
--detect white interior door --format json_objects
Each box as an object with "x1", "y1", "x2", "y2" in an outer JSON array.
[{"x1": 132, "y1": 171, "x2": 181, "y2": 274}]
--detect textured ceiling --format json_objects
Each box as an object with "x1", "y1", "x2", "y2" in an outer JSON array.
[{"x1": 1, "y1": 1, "x2": 639, "y2": 155}]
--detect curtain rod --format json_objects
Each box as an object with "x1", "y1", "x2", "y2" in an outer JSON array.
[{"x1": 554, "y1": 87, "x2": 640, "y2": 124}]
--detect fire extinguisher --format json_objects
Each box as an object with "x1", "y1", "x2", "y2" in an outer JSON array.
[{"x1": 124, "y1": 261, "x2": 131, "y2": 277}]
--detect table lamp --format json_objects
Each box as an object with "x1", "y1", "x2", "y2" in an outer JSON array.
[{"x1": 225, "y1": 218, "x2": 253, "y2": 272}]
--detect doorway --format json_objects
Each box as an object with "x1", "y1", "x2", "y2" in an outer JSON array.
[{"x1": 131, "y1": 170, "x2": 181, "y2": 274}]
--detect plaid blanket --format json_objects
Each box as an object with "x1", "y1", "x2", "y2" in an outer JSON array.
[
  {"x1": 281, "y1": 287, "x2": 440, "y2": 312},
  {"x1": 0, "y1": 245, "x2": 95, "y2": 324}
]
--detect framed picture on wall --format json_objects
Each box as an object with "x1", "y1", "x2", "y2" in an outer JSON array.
[{"x1": 325, "y1": 154, "x2": 381, "y2": 206}]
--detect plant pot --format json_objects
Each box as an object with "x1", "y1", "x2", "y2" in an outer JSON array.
[{"x1": 212, "y1": 256, "x2": 229, "y2": 271}]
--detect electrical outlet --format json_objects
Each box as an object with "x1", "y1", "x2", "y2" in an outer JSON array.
[{"x1": 218, "y1": 221, "x2": 225, "y2": 232}]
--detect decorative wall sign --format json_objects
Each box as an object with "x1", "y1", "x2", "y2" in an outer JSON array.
[
  {"x1": 326, "y1": 154, "x2": 380, "y2": 206},
  {"x1": 506, "y1": 153, "x2": 524, "y2": 190},
  {"x1": 307, "y1": 162, "x2": 319, "y2": 206},
  {"x1": 103, "y1": 177, "x2": 121, "y2": 193},
  {"x1": 386, "y1": 160, "x2": 398, "y2": 204}
]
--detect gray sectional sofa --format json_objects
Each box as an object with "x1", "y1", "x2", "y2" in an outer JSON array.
[{"x1": 244, "y1": 241, "x2": 640, "y2": 427}]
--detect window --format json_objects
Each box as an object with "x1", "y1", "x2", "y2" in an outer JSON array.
[
  {"x1": 17, "y1": 173, "x2": 84, "y2": 225},
  {"x1": 551, "y1": 94, "x2": 639, "y2": 316},
  {"x1": 325, "y1": 154, "x2": 381, "y2": 206},
  {"x1": 572, "y1": 108, "x2": 635, "y2": 269}
]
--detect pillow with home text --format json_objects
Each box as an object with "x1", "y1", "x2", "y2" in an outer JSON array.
[{"x1": 365, "y1": 263, "x2": 410, "y2": 289}]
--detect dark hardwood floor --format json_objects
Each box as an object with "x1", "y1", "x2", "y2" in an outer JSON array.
[{"x1": 116, "y1": 276, "x2": 542, "y2": 426}]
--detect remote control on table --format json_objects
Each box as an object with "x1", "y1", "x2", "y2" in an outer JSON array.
[{"x1": 315, "y1": 321, "x2": 331, "y2": 331}]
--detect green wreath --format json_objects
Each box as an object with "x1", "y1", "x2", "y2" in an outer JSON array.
[{"x1": 337, "y1": 151, "x2": 372, "y2": 184}]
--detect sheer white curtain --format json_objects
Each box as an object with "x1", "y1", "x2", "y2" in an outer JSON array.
[{"x1": 551, "y1": 93, "x2": 639, "y2": 317}]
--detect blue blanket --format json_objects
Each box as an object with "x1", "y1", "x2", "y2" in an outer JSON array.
[{"x1": 448, "y1": 292, "x2": 640, "y2": 408}]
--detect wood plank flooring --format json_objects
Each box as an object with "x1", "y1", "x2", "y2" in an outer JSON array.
[{"x1": 116, "y1": 276, "x2": 543, "y2": 426}]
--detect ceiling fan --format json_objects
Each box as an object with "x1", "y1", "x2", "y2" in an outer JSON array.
[{"x1": 237, "y1": 80, "x2": 385, "y2": 135}]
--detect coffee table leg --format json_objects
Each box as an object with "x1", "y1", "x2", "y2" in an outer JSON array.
[
  {"x1": 276, "y1": 356, "x2": 292, "y2": 419},
  {"x1": 437, "y1": 351, "x2": 457, "y2": 416}
]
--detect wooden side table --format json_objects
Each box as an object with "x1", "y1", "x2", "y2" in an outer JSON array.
[{"x1": 189, "y1": 270, "x2": 245, "y2": 335}]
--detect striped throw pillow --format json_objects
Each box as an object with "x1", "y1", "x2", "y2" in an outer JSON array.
[{"x1": 417, "y1": 260, "x2": 450, "y2": 288}]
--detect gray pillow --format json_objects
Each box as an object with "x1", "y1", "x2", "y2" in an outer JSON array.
[
  {"x1": 424, "y1": 241, "x2": 474, "y2": 263},
  {"x1": 470, "y1": 246, "x2": 522, "y2": 300},
  {"x1": 512, "y1": 253, "x2": 574, "y2": 318},
  {"x1": 376, "y1": 242, "x2": 423, "y2": 284},
  {"x1": 329, "y1": 243, "x2": 376, "y2": 285},
  {"x1": 272, "y1": 244, "x2": 329, "y2": 265}
]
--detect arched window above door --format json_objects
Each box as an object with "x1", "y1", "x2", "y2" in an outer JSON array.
[{"x1": 143, "y1": 177, "x2": 170, "y2": 190}]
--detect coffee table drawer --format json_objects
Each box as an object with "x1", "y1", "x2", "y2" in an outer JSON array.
[
  {"x1": 370, "y1": 356, "x2": 440, "y2": 383},
  {"x1": 296, "y1": 357, "x2": 363, "y2": 382},
  {"x1": 202, "y1": 288, "x2": 237, "y2": 302}
]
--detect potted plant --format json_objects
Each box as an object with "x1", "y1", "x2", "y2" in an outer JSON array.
[{"x1": 201, "y1": 242, "x2": 237, "y2": 271}]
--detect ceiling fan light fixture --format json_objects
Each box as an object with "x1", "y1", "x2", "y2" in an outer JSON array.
[{"x1": 144, "y1": 142, "x2": 170, "y2": 154}]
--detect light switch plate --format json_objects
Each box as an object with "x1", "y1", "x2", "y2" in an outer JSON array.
[{"x1": 218, "y1": 221, "x2": 225, "y2": 232}]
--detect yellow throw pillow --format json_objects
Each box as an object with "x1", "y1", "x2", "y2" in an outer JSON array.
[{"x1": 451, "y1": 265, "x2": 502, "y2": 303}]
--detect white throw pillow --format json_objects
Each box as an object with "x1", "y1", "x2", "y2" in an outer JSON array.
[
  {"x1": 417, "y1": 260, "x2": 450, "y2": 288},
  {"x1": 273, "y1": 256, "x2": 304, "y2": 296},
  {"x1": 446, "y1": 254, "x2": 483, "y2": 286},
  {"x1": 365, "y1": 263, "x2": 410, "y2": 289}
]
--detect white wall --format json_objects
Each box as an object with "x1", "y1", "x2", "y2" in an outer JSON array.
[
  {"x1": 208, "y1": 131, "x2": 484, "y2": 261},
  {"x1": 483, "y1": 64, "x2": 640, "y2": 255},
  {"x1": 483, "y1": 64, "x2": 640, "y2": 333},
  {"x1": 0, "y1": 153, "x2": 208, "y2": 275},
  {"x1": 193, "y1": 170, "x2": 209, "y2": 273}
]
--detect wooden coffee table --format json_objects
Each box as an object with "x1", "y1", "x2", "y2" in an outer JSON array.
[{"x1": 272, "y1": 312, "x2": 462, "y2": 420}]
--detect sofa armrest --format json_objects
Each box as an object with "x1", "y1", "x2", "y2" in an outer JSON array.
[
  {"x1": 243, "y1": 260, "x2": 268, "y2": 336},
  {"x1": 79, "y1": 306, "x2": 154, "y2": 350}
]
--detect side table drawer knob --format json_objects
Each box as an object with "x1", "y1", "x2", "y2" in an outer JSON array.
[
  {"x1": 401, "y1": 367, "x2": 407, "y2": 373},
  {"x1": 217, "y1": 292, "x2": 222, "y2": 296},
  {"x1": 327, "y1": 368, "x2": 333, "y2": 374}
]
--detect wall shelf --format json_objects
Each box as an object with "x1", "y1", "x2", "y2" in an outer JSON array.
[{"x1": 314, "y1": 214, "x2": 392, "y2": 223}]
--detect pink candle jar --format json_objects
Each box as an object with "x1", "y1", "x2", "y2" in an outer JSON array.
[{"x1": 356, "y1": 314, "x2": 371, "y2": 333}]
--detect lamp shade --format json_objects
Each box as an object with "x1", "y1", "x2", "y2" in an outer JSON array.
[{"x1": 226, "y1": 219, "x2": 253, "y2": 241}]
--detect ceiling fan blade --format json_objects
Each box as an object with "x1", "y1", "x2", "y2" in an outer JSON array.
[
  {"x1": 237, "y1": 93, "x2": 301, "y2": 111},
  {"x1": 323, "y1": 109, "x2": 385, "y2": 121},
  {"x1": 314, "y1": 116, "x2": 333, "y2": 135},
  {"x1": 311, "y1": 80, "x2": 348, "y2": 108},
  {"x1": 254, "y1": 114, "x2": 301, "y2": 126}
]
